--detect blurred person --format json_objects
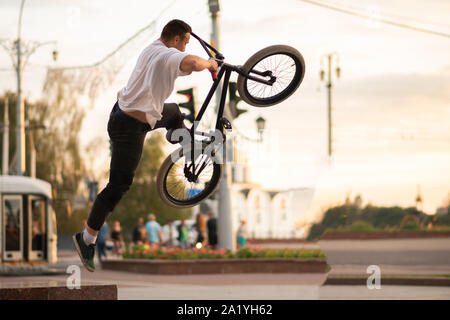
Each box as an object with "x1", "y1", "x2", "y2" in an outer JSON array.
[
  {"x1": 177, "y1": 219, "x2": 189, "y2": 249},
  {"x1": 111, "y1": 221, "x2": 124, "y2": 256},
  {"x1": 237, "y1": 219, "x2": 248, "y2": 248},
  {"x1": 96, "y1": 222, "x2": 109, "y2": 262},
  {"x1": 146, "y1": 213, "x2": 164, "y2": 247},
  {"x1": 206, "y1": 212, "x2": 218, "y2": 249},
  {"x1": 163, "y1": 220, "x2": 177, "y2": 248},
  {"x1": 195, "y1": 212, "x2": 207, "y2": 247},
  {"x1": 72, "y1": 19, "x2": 218, "y2": 272},
  {"x1": 132, "y1": 217, "x2": 146, "y2": 245}
]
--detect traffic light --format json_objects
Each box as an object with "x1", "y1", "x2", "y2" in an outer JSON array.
[
  {"x1": 177, "y1": 88, "x2": 196, "y2": 123},
  {"x1": 228, "y1": 82, "x2": 247, "y2": 119}
]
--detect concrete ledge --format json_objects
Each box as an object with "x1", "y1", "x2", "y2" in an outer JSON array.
[
  {"x1": 101, "y1": 258, "x2": 328, "y2": 275},
  {"x1": 0, "y1": 284, "x2": 118, "y2": 300},
  {"x1": 249, "y1": 239, "x2": 314, "y2": 244},
  {"x1": 321, "y1": 231, "x2": 450, "y2": 240},
  {"x1": 324, "y1": 275, "x2": 450, "y2": 287}
]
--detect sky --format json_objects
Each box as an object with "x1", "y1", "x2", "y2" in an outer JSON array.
[{"x1": 0, "y1": 0, "x2": 449, "y2": 218}]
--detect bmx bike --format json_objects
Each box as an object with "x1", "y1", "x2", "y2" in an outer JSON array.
[{"x1": 156, "y1": 32, "x2": 305, "y2": 208}]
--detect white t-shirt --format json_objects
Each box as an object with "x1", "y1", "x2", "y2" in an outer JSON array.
[{"x1": 117, "y1": 39, "x2": 191, "y2": 129}]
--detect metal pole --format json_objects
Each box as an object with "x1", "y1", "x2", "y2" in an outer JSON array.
[
  {"x1": 327, "y1": 55, "x2": 333, "y2": 157},
  {"x1": 16, "y1": 0, "x2": 26, "y2": 175},
  {"x1": 30, "y1": 131, "x2": 36, "y2": 178},
  {"x1": 209, "y1": 0, "x2": 235, "y2": 251},
  {"x1": 2, "y1": 96, "x2": 9, "y2": 175}
]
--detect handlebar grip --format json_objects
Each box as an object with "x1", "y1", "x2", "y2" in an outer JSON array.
[{"x1": 210, "y1": 70, "x2": 218, "y2": 81}]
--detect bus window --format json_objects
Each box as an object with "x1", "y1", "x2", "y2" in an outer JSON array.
[
  {"x1": 30, "y1": 197, "x2": 46, "y2": 253},
  {"x1": 3, "y1": 196, "x2": 23, "y2": 260}
]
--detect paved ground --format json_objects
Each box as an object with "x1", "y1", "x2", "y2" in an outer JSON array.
[
  {"x1": 2, "y1": 238, "x2": 450, "y2": 300},
  {"x1": 264, "y1": 238, "x2": 450, "y2": 266}
]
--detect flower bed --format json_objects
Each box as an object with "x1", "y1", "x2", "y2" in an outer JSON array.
[
  {"x1": 100, "y1": 245, "x2": 329, "y2": 275},
  {"x1": 123, "y1": 244, "x2": 326, "y2": 260}
]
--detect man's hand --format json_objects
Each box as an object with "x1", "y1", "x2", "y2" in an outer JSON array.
[
  {"x1": 180, "y1": 55, "x2": 219, "y2": 73},
  {"x1": 208, "y1": 58, "x2": 218, "y2": 72}
]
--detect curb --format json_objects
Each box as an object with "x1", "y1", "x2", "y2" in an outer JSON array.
[
  {"x1": 101, "y1": 258, "x2": 329, "y2": 275},
  {"x1": 324, "y1": 275, "x2": 450, "y2": 287}
]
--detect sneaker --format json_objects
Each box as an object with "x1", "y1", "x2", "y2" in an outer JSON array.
[{"x1": 72, "y1": 232, "x2": 96, "y2": 272}]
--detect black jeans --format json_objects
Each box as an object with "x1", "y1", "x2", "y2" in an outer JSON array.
[{"x1": 86, "y1": 101, "x2": 184, "y2": 231}]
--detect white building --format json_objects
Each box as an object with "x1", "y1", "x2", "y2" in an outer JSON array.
[{"x1": 229, "y1": 183, "x2": 315, "y2": 239}]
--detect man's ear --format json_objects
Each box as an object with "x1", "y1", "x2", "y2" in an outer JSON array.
[{"x1": 174, "y1": 35, "x2": 180, "y2": 44}]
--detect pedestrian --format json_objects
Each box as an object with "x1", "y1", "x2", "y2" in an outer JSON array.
[
  {"x1": 111, "y1": 220, "x2": 123, "y2": 256},
  {"x1": 96, "y1": 222, "x2": 109, "y2": 262},
  {"x1": 207, "y1": 212, "x2": 218, "y2": 249},
  {"x1": 72, "y1": 19, "x2": 218, "y2": 272},
  {"x1": 163, "y1": 220, "x2": 177, "y2": 248},
  {"x1": 195, "y1": 212, "x2": 207, "y2": 247},
  {"x1": 237, "y1": 219, "x2": 248, "y2": 248},
  {"x1": 145, "y1": 213, "x2": 164, "y2": 248},
  {"x1": 132, "y1": 217, "x2": 146, "y2": 246},
  {"x1": 177, "y1": 219, "x2": 189, "y2": 249}
]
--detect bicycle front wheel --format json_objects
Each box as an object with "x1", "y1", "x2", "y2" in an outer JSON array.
[
  {"x1": 237, "y1": 45, "x2": 305, "y2": 107},
  {"x1": 156, "y1": 144, "x2": 223, "y2": 208}
]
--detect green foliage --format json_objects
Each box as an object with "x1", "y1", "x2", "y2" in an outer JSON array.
[
  {"x1": 435, "y1": 214, "x2": 450, "y2": 226},
  {"x1": 124, "y1": 244, "x2": 326, "y2": 260},
  {"x1": 304, "y1": 193, "x2": 447, "y2": 239},
  {"x1": 349, "y1": 221, "x2": 378, "y2": 232},
  {"x1": 111, "y1": 131, "x2": 191, "y2": 241},
  {"x1": 306, "y1": 223, "x2": 327, "y2": 241},
  {"x1": 400, "y1": 220, "x2": 421, "y2": 231}
]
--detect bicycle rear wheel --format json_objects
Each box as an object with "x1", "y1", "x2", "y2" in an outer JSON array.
[
  {"x1": 156, "y1": 144, "x2": 223, "y2": 208},
  {"x1": 237, "y1": 45, "x2": 305, "y2": 107}
]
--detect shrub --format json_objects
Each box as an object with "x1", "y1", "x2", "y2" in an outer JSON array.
[
  {"x1": 349, "y1": 221, "x2": 378, "y2": 232},
  {"x1": 400, "y1": 220, "x2": 421, "y2": 231}
]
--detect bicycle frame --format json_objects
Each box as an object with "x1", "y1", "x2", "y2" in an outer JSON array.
[{"x1": 185, "y1": 32, "x2": 275, "y2": 178}]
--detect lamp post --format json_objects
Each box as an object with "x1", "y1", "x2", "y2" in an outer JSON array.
[
  {"x1": 320, "y1": 52, "x2": 340, "y2": 157},
  {"x1": 0, "y1": 0, "x2": 58, "y2": 175},
  {"x1": 255, "y1": 116, "x2": 266, "y2": 142},
  {"x1": 25, "y1": 122, "x2": 46, "y2": 178}
]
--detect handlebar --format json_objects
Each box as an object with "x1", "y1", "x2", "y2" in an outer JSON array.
[{"x1": 191, "y1": 31, "x2": 224, "y2": 81}]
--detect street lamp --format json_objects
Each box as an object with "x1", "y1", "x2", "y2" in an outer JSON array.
[
  {"x1": 0, "y1": 0, "x2": 58, "y2": 175},
  {"x1": 320, "y1": 52, "x2": 341, "y2": 157},
  {"x1": 255, "y1": 116, "x2": 266, "y2": 142}
]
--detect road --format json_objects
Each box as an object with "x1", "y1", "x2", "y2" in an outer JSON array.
[
  {"x1": 262, "y1": 238, "x2": 450, "y2": 274},
  {"x1": 2, "y1": 238, "x2": 449, "y2": 300}
]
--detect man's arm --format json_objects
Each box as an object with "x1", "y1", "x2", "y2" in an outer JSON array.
[{"x1": 180, "y1": 55, "x2": 218, "y2": 73}]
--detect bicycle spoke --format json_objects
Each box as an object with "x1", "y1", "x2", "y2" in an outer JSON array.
[{"x1": 246, "y1": 53, "x2": 297, "y2": 100}]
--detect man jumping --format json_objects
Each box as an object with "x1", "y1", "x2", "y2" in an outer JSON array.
[{"x1": 73, "y1": 19, "x2": 218, "y2": 272}]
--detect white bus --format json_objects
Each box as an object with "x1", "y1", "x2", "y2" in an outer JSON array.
[{"x1": 0, "y1": 175, "x2": 57, "y2": 264}]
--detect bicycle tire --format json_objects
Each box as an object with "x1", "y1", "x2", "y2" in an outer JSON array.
[
  {"x1": 156, "y1": 144, "x2": 223, "y2": 208},
  {"x1": 237, "y1": 45, "x2": 305, "y2": 107}
]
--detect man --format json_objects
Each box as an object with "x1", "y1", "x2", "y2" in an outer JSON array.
[
  {"x1": 96, "y1": 222, "x2": 109, "y2": 263},
  {"x1": 146, "y1": 213, "x2": 164, "y2": 247},
  {"x1": 206, "y1": 212, "x2": 218, "y2": 249},
  {"x1": 237, "y1": 219, "x2": 248, "y2": 248},
  {"x1": 132, "y1": 217, "x2": 145, "y2": 245},
  {"x1": 72, "y1": 19, "x2": 218, "y2": 272},
  {"x1": 162, "y1": 220, "x2": 177, "y2": 248}
]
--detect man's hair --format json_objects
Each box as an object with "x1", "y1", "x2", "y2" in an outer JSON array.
[{"x1": 161, "y1": 19, "x2": 192, "y2": 41}]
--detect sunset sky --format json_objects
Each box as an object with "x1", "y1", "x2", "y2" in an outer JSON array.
[{"x1": 1, "y1": 0, "x2": 449, "y2": 217}]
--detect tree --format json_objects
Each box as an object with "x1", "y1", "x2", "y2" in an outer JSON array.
[
  {"x1": 0, "y1": 91, "x2": 87, "y2": 234},
  {"x1": 111, "y1": 131, "x2": 191, "y2": 241}
]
